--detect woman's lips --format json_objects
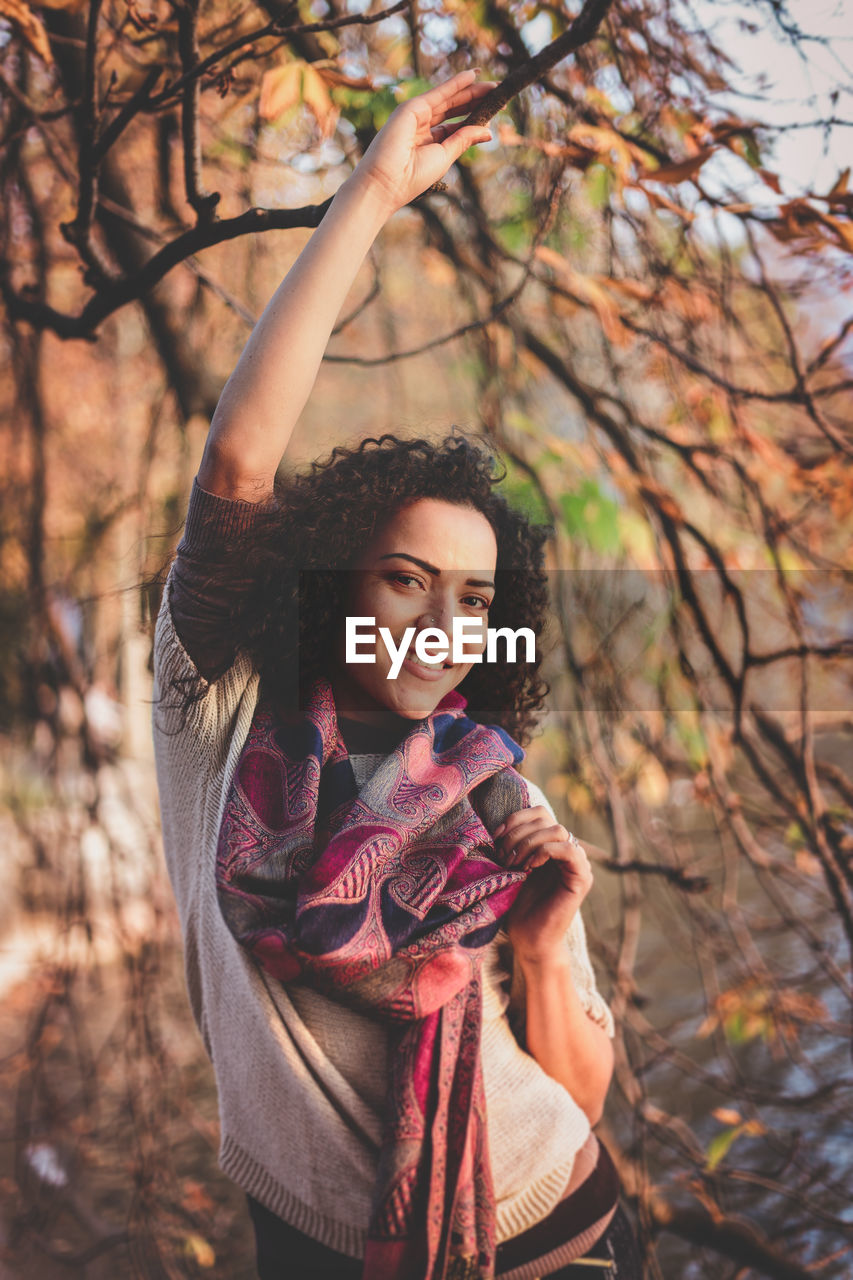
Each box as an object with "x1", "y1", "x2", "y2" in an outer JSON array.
[{"x1": 400, "y1": 653, "x2": 450, "y2": 683}]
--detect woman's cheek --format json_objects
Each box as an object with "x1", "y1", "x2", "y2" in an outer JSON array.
[{"x1": 451, "y1": 661, "x2": 475, "y2": 689}]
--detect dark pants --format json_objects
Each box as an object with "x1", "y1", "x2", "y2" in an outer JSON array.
[{"x1": 246, "y1": 1195, "x2": 642, "y2": 1278}]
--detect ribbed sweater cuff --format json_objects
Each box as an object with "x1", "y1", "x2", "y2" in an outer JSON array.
[{"x1": 180, "y1": 476, "x2": 277, "y2": 553}]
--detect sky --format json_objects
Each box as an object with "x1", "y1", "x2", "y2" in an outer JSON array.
[
  {"x1": 520, "y1": 0, "x2": 852, "y2": 199},
  {"x1": 691, "y1": 0, "x2": 851, "y2": 197}
]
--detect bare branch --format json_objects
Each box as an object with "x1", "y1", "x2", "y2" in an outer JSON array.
[{"x1": 175, "y1": 0, "x2": 220, "y2": 222}]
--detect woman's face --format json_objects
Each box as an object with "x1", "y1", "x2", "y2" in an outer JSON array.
[{"x1": 330, "y1": 498, "x2": 498, "y2": 727}]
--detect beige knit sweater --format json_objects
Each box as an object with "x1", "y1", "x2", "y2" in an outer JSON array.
[{"x1": 151, "y1": 568, "x2": 614, "y2": 1257}]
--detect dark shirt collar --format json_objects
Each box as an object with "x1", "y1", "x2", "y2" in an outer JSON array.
[{"x1": 338, "y1": 716, "x2": 411, "y2": 755}]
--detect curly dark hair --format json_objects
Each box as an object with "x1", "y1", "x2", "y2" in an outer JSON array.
[{"x1": 178, "y1": 433, "x2": 552, "y2": 745}]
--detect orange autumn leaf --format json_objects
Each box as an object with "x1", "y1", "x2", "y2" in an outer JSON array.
[
  {"x1": 639, "y1": 149, "x2": 714, "y2": 185},
  {"x1": 0, "y1": 0, "x2": 53, "y2": 63},
  {"x1": 602, "y1": 276, "x2": 654, "y2": 303},
  {"x1": 313, "y1": 64, "x2": 377, "y2": 91},
  {"x1": 534, "y1": 247, "x2": 632, "y2": 345},
  {"x1": 828, "y1": 167, "x2": 849, "y2": 195},
  {"x1": 259, "y1": 60, "x2": 339, "y2": 138},
  {"x1": 642, "y1": 186, "x2": 696, "y2": 222},
  {"x1": 496, "y1": 122, "x2": 599, "y2": 167},
  {"x1": 636, "y1": 477, "x2": 685, "y2": 523},
  {"x1": 712, "y1": 1107, "x2": 742, "y2": 1126},
  {"x1": 301, "y1": 66, "x2": 339, "y2": 139},
  {"x1": 566, "y1": 122, "x2": 643, "y2": 181},
  {"x1": 827, "y1": 216, "x2": 853, "y2": 253},
  {"x1": 659, "y1": 276, "x2": 713, "y2": 321},
  {"x1": 259, "y1": 61, "x2": 303, "y2": 118},
  {"x1": 767, "y1": 198, "x2": 853, "y2": 254},
  {"x1": 709, "y1": 116, "x2": 765, "y2": 144},
  {"x1": 183, "y1": 1233, "x2": 215, "y2": 1269}
]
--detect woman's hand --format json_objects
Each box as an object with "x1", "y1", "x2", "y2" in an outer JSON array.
[
  {"x1": 199, "y1": 71, "x2": 494, "y2": 501},
  {"x1": 494, "y1": 806, "x2": 613, "y2": 1122},
  {"x1": 496, "y1": 806, "x2": 594, "y2": 965},
  {"x1": 351, "y1": 70, "x2": 495, "y2": 216}
]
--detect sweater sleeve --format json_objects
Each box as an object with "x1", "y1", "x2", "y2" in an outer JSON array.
[
  {"x1": 168, "y1": 477, "x2": 279, "y2": 681},
  {"x1": 505, "y1": 780, "x2": 615, "y2": 1039}
]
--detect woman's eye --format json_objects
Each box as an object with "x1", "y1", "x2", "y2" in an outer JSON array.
[{"x1": 389, "y1": 575, "x2": 489, "y2": 610}]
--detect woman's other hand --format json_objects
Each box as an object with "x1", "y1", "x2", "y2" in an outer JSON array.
[
  {"x1": 351, "y1": 70, "x2": 495, "y2": 217},
  {"x1": 497, "y1": 807, "x2": 613, "y2": 1120},
  {"x1": 496, "y1": 806, "x2": 594, "y2": 965}
]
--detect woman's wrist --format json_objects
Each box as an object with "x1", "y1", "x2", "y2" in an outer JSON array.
[
  {"x1": 335, "y1": 169, "x2": 399, "y2": 232},
  {"x1": 513, "y1": 942, "x2": 574, "y2": 975},
  {"x1": 509, "y1": 904, "x2": 583, "y2": 972}
]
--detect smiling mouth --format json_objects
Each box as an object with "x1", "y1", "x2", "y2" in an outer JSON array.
[
  {"x1": 406, "y1": 652, "x2": 451, "y2": 668},
  {"x1": 402, "y1": 650, "x2": 453, "y2": 675}
]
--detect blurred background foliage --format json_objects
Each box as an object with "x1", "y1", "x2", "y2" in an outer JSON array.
[{"x1": 0, "y1": 0, "x2": 851, "y2": 1275}]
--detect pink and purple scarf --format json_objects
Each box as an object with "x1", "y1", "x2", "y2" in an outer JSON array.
[{"x1": 215, "y1": 676, "x2": 531, "y2": 1279}]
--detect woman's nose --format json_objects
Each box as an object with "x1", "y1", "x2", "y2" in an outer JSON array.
[{"x1": 416, "y1": 609, "x2": 449, "y2": 633}]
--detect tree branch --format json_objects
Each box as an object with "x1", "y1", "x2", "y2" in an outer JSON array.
[{"x1": 175, "y1": 0, "x2": 220, "y2": 222}]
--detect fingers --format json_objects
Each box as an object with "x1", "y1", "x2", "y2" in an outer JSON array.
[
  {"x1": 493, "y1": 807, "x2": 560, "y2": 866},
  {"x1": 504, "y1": 824, "x2": 572, "y2": 868},
  {"x1": 418, "y1": 68, "x2": 488, "y2": 109},
  {"x1": 431, "y1": 117, "x2": 492, "y2": 143},
  {"x1": 431, "y1": 79, "x2": 498, "y2": 122},
  {"x1": 434, "y1": 124, "x2": 493, "y2": 163},
  {"x1": 493, "y1": 806, "x2": 550, "y2": 842},
  {"x1": 387, "y1": 71, "x2": 496, "y2": 165},
  {"x1": 519, "y1": 839, "x2": 594, "y2": 903},
  {"x1": 492, "y1": 808, "x2": 591, "y2": 880},
  {"x1": 407, "y1": 72, "x2": 497, "y2": 128}
]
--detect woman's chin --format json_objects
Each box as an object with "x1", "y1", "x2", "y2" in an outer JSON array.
[
  {"x1": 386, "y1": 688, "x2": 445, "y2": 720},
  {"x1": 373, "y1": 674, "x2": 454, "y2": 721},
  {"x1": 336, "y1": 662, "x2": 466, "y2": 724}
]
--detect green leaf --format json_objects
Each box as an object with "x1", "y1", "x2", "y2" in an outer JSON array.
[
  {"x1": 559, "y1": 480, "x2": 620, "y2": 554},
  {"x1": 675, "y1": 719, "x2": 708, "y2": 769},
  {"x1": 395, "y1": 76, "x2": 433, "y2": 100},
  {"x1": 498, "y1": 459, "x2": 552, "y2": 525},
  {"x1": 331, "y1": 80, "x2": 432, "y2": 133},
  {"x1": 742, "y1": 131, "x2": 762, "y2": 169},
  {"x1": 584, "y1": 163, "x2": 613, "y2": 210},
  {"x1": 494, "y1": 190, "x2": 535, "y2": 253},
  {"x1": 706, "y1": 1125, "x2": 740, "y2": 1170},
  {"x1": 616, "y1": 509, "x2": 655, "y2": 564},
  {"x1": 725, "y1": 1009, "x2": 748, "y2": 1044},
  {"x1": 494, "y1": 217, "x2": 533, "y2": 252}
]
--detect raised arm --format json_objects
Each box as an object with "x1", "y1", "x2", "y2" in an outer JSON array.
[{"x1": 197, "y1": 70, "x2": 495, "y2": 502}]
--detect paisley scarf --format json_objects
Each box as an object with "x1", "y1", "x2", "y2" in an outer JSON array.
[{"x1": 215, "y1": 676, "x2": 532, "y2": 1280}]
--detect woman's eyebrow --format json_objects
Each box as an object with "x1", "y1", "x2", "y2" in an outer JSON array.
[{"x1": 377, "y1": 552, "x2": 495, "y2": 590}]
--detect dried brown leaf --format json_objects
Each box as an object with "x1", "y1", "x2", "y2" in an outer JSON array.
[
  {"x1": 827, "y1": 167, "x2": 850, "y2": 200},
  {"x1": 0, "y1": 0, "x2": 53, "y2": 63},
  {"x1": 259, "y1": 60, "x2": 339, "y2": 138},
  {"x1": 534, "y1": 248, "x2": 632, "y2": 345},
  {"x1": 259, "y1": 62, "x2": 303, "y2": 120},
  {"x1": 640, "y1": 150, "x2": 713, "y2": 185}
]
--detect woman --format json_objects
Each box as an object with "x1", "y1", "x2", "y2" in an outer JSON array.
[{"x1": 152, "y1": 71, "x2": 639, "y2": 1279}]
